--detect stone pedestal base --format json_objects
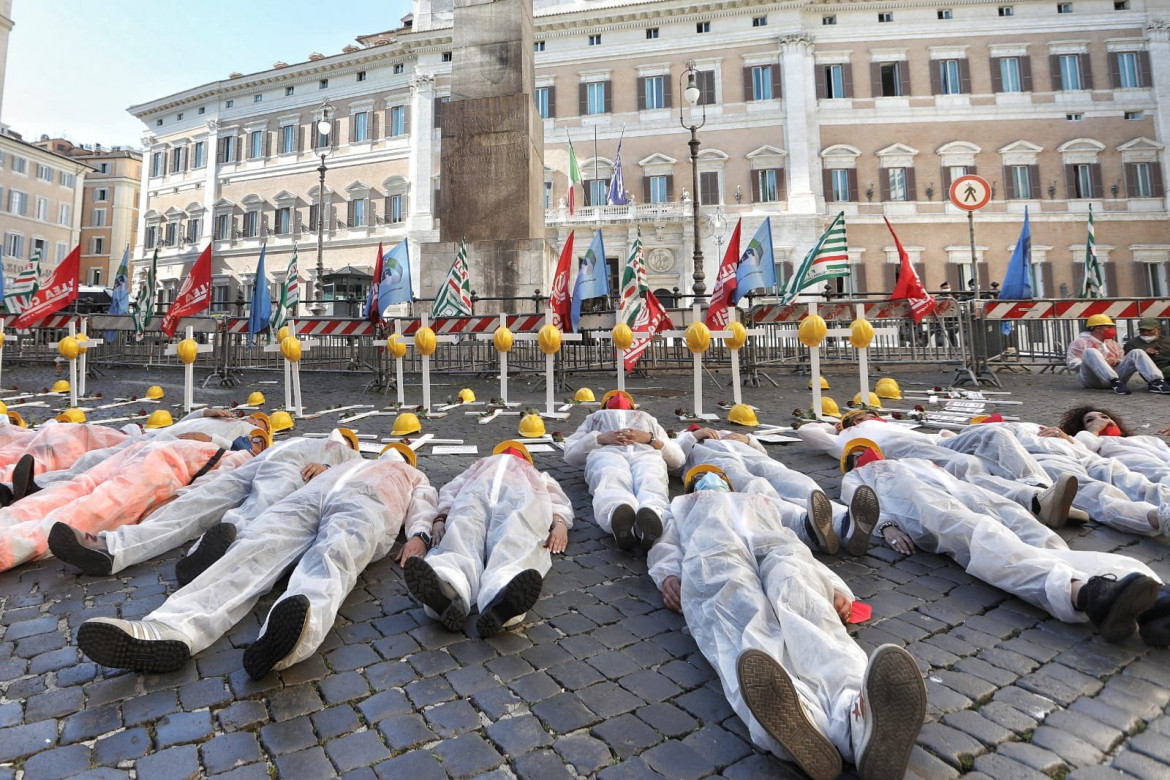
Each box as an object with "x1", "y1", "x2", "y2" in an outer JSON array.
[{"x1": 418, "y1": 237, "x2": 556, "y2": 314}]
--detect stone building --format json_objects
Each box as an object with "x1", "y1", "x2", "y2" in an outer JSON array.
[{"x1": 127, "y1": 0, "x2": 1170, "y2": 316}]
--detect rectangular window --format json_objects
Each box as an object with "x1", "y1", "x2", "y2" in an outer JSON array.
[
  {"x1": 164, "y1": 223, "x2": 177, "y2": 246},
  {"x1": 193, "y1": 141, "x2": 205, "y2": 168},
  {"x1": 226, "y1": 99, "x2": 234, "y2": 108},
  {"x1": 1073, "y1": 163, "x2": 1094, "y2": 198},
  {"x1": 10, "y1": 156, "x2": 25, "y2": 174},
  {"x1": 1067, "y1": 112, "x2": 1084, "y2": 121},
  {"x1": 1058, "y1": 2, "x2": 1072, "y2": 12},
  {"x1": 1129, "y1": 162, "x2": 1153, "y2": 197},
  {"x1": 1126, "y1": 110, "x2": 1143, "y2": 119},
  {"x1": 824, "y1": 65, "x2": 847, "y2": 98},
  {"x1": 249, "y1": 131, "x2": 264, "y2": 159},
  {"x1": 878, "y1": 12, "x2": 893, "y2": 22},
  {"x1": 390, "y1": 105, "x2": 407, "y2": 136},
  {"x1": 151, "y1": 153, "x2": 164, "y2": 177},
  {"x1": 281, "y1": 125, "x2": 296, "y2": 154},
  {"x1": 697, "y1": 21, "x2": 710, "y2": 33},
  {"x1": 170, "y1": 146, "x2": 184, "y2": 173},
  {"x1": 938, "y1": 59, "x2": 963, "y2": 94},
  {"x1": 8, "y1": 190, "x2": 27, "y2": 215},
  {"x1": 390, "y1": 194, "x2": 404, "y2": 223},
  {"x1": 241, "y1": 212, "x2": 257, "y2": 238},
  {"x1": 1115, "y1": 0, "x2": 1130, "y2": 8},
  {"x1": 756, "y1": 169, "x2": 779, "y2": 202},
  {"x1": 1117, "y1": 52, "x2": 1140, "y2": 88},
  {"x1": 145, "y1": 225, "x2": 157, "y2": 249},
  {"x1": 4, "y1": 233, "x2": 24, "y2": 259},
  {"x1": 649, "y1": 176, "x2": 668, "y2": 203},
  {"x1": 35, "y1": 197, "x2": 48, "y2": 221},
  {"x1": 696, "y1": 70, "x2": 717, "y2": 105},
  {"x1": 187, "y1": 217, "x2": 201, "y2": 242},
  {"x1": 36, "y1": 164, "x2": 53, "y2": 182},
  {"x1": 751, "y1": 66, "x2": 774, "y2": 100},
  {"x1": 699, "y1": 171, "x2": 720, "y2": 205},
  {"x1": 95, "y1": 188, "x2": 108, "y2": 202},
  {"x1": 92, "y1": 208, "x2": 107, "y2": 227},
  {"x1": 830, "y1": 169, "x2": 853, "y2": 201},
  {"x1": 215, "y1": 214, "x2": 231, "y2": 240},
  {"x1": 535, "y1": 88, "x2": 551, "y2": 118},
  {"x1": 588, "y1": 34, "x2": 602, "y2": 46},
  {"x1": 351, "y1": 199, "x2": 367, "y2": 227},
  {"x1": 286, "y1": 86, "x2": 295, "y2": 96},
  {"x1": 357, "y1": 71, "x2": 367, "y2": 82},
  {"x1": 275, "y1": 207, "x2": 291, "y2": 234},
  {"x1": 938, "y1": 8, "x2": 953, "y2": 18},
  {"x1": 644, "y1": 76, "x2": 665, "y2": 109},
  {"x1": 1010, "y1": 166, "x2": 1033, "y2": 199},
  {"x1": 822, "y1": 14, "x2": 837, "y2": 24},
  {"x1": 441, "y1": 52, "x2": 452, "y2": 62},
  {"x1": 97, "y1": 162, "x2": 110, "y2": 174},
  {"x1": 587, "y1": 82, "x2": 607, "y2": 114},
  {"x1": 353, "y1": 112, "x2": 369, "y2": 142},
  {"x1": 254, "y1": 94, "x2": 263, "y2": 103},
  {"x1": 534, "y1": 41, "x2": 545, "y2": 52},
  {"x1": 57, "y1": 242, "x2": 68, "y2": 263},
  {"x1": 211, "y1": 285, "x2": 229, "y2": 313},
  {"x1": 1060, "y1": 54, "x2": 1082, "y2": 90},
  {"x1": 887, "y1": 168, "x2": 908, "y2": 201},
  {"x1": 319, "y1": 79, "x2": 328, "y2": 89},
  {"x1": 199, "y1": 106, "x2": 205, "y2": 114},
  {"x1": 999, "y1": 5, "x2": 1014, "y2": 14},
  {"x1": 393, "y1": 63, "x2": 404, "y2": 74},
  {"x1": 879, "y1": 62, "x2": 903, "y2": 96},
  {"x1": 1000, "y1": 57, "x2": 1022, "y2": 92},
  {"x1": 752, "y1": 16, "x2": 767, "y2": 26},
  {"x1": 646, "y1": 28, "x2": 659, "y2": 39},
  {"x1": 584, "y1": 179, "x2": 608, "y2": 206},
  {"x1": 89, "y1": 268, "x2": 102, "y2": 285},
  {"x1": 59, "y1": 203, "x2": 71, "y2": 225}
]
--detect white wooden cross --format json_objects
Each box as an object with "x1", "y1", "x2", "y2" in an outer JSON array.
[
  {"x1": 724, "y1": 308, "x2": 764, "y2": 407},
  {"x1": 76, "y1": 319, "x2": 104, "y2": 398},
  {"x1": 165, "y1": 325, "x2": 213, "y2": 414},
  {"x1": 263, "y1": 320, "x2": 317, "y2": 417},
  {"x1": 0, "y1": 324, "x2": 9, "y2": 393},
  {"x1": 823, "y1": 302, "x2": 899, "y2": 411},
  {"x1": 660, "y1": 304, "x2": 732, "y2": 420},
  {"x1": 594, "y1": 315, "x2": 632, "y2": 394},
  {"x1": 398, "y1": 312, "x2": 457, "y2": 418},
  {"x1": 534, "y1": 308, "x2": 581, "y2": 419},
  {"x1": 49, "y1": 322, "x2": 104, "y2": 409},
  {"x1": 474, "y1": 313, "x2": 522, "y2": 408}
]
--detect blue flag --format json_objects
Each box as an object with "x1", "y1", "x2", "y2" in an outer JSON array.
[
  {"x1": 998, "y1": 207, "x2": 1033, "y2": 334},
  {"x1": 606, "y1": 137, "x2": 627, "y2": 206},
  {"x1": 104, "y1": 246, "x2": 130, "y2": 341},
  {"x1": 377, "y1": 239, "x2": 413, "y2": 317},
  {"x1": 570, "y1": 230, "x2": 609, "y2": 331},
  {"x1": 733, "y1": 217, "x2": 777, "y2": 304},
  {"x1": 247, "y1": 245, "x2": 272, "y2": 346}
]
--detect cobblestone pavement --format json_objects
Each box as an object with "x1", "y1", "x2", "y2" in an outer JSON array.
[{"x1": 1, "y1": 359, "x2": 1169, "y2": 779}]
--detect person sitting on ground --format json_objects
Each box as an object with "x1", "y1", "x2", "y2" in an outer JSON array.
[
  {"x1": 401, "y1": 440, "x2": 572, "y2": 638},
  {"x1": 563, "y1": 390, "x2": 683, "y2": 550},
  {"x1": 1123, "y1": 317, "x2": 1170, "y2": 373},
  {"x1": 649, "y1": 464, "x2": 927, "y2": 780},
  {"x1": 1066, "y1": 314, "x2": 1170, "y2": 395},
  {"x1": 76, "y1": 443, "x2": 436, "y2": 678},
  {"x1": 840, "y1": 439, "x2": 1167, "y2": 646}
]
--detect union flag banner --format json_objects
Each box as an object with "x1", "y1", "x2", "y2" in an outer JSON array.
[
  {"x1": 14, "y1": 245, "x2": 79, "y2": 328},
  {"x1": 161, "y1": 244, "x2": 213, "y2": 337}
]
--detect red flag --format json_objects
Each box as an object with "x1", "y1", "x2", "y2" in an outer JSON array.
[
  {"x1": 161, "y1": 245, "x2": 213, "y2": 337},
  {"x1": 625, "y1": 288, "x2": 673, "y2": 372},
  {"x1": 14, "y1": 245, "x2": 79, "y2": 328},
  {"x1": 550, "y1": 233, "x2": 574, "y2": 331},
  {"x1": 705, "y1": 218, "x2": 743, "y2": 329},
  {"x1": 366, "y1": 242, "x2": 385, "y2": 323},
  {"x1": 886, "y1": 217, "x2": 937, "y2": 324}
]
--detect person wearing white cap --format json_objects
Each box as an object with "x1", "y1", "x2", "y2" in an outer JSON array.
[
  {"x1": 649, "y1": 464, "x2": 927, "y2": 780},
  {"x1": 48, "y1": 430, "x2": 363, "y2": 583},
  {"x1": 401, "y1": 441, "x2": 572, "y2": 638},
  {"x1": 562, "y1": 390, "x2": 683, "y2": 550},
  {"x1": 77, "y1": 442, "x2": 437, "y2": 678},
  {"x1": 1067, "y1": 313, "x2": 1170, "y2": 394}
]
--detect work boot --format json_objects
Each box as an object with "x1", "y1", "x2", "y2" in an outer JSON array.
[
  {"x1": 244, "y1": 595, "x2": 311, "y2": 680},
  {"x1": 1149, "y1": 379, "x2": 1170, "y2": 395},
  {"x1": 404, "y1": 556, "x2": 468, "y2": 632},
  {"x1": 48, "y1": 522, "x2": 113, "y2": 576},
  {"x1": 635, "y1": 507, "x2": 662, "y2": 550},
  {"x1": 1032, "y1": 474, "x2": 1078, "y2": 529},
  {"x1": 1138, "y1": 587, "x2": 1170, "y2": 647},
  {"x1": 805, "y1": 490, "x2": 839, "y2": 555},
  {"x1": 842, "y1": 485, "x2": 880, "y2": 556},
  {"x1": 476, "y1": 569, "x2": 543, "y2": 639},
  {"x1": 1077, "y1": 572, "x2": 1160, "y2": 643},
  {"x1": 0, "y1": 483, "x2": 13, "y2": 508},
  {"x1": 175, "y1": 523, "x2": 237, "y2": 588},
  {"x1": 1112, "y1": 379, "x2": 1132, "y2": 395},
  {"x1": 1067, "y1": 507, "x2": 1091, "y2": 524},
  {"x1": 736, "y1": 649, "x2": 842, "y2": 780},
  {"x1": 11, "y1": 454, "x2": 38, "y2": 500},
  {"x1": 77, "y1": 617, "x2": 192, "y2": 673},
  {"x1": 852, "y1": 644, "x2": 928, "y2": 780},
  {"x1": 611, "y1": 504, "x2": 637, "y2": 551}
]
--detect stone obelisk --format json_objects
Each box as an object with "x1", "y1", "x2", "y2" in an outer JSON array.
[{"x1": 420, "y1": 0, "x2": 552, "y2": 306}]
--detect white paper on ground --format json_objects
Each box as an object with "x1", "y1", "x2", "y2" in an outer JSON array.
[{"x1": 432, "y1": 445, "x2": 479, "y2": 455}]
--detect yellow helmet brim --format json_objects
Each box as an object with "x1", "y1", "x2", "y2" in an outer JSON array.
[
  {"x1": 493, "y1": 440, "x2": 533, "y2": 464},
  {"x1": 378, "y1": 441, "x2": 417, "y2": 467},
  {"x1": 684, "y1": 463, "x2": 730, "y2": 491},
  {"x1": 841, "y1": 438, "x2": 883, "y2": 473}
]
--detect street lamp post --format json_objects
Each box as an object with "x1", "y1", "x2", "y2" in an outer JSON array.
[
  {"x1": 709, "y1": 207, "x2": 728, "y2": 268},
  {"x1": 312, "y1": 100, "x2": 335, "y2": 315},
  {"x1": 679, "y1": 60, "x2": 707, "y2": 298}
]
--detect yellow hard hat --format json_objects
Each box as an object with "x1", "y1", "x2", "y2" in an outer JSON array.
[
  {"x1": 386, "y1": 333, "x2": 408, "y2": 360},
  {"x1": 852, "y1": 392, "x2": 883, "y2": 409},
  {"x1": 684, "y1": 464, "x2": 732, "y2": 492},
  {"x1": 336, "y1": 427, "x2": 359, "y2": 451},
  {"x1": 537, "y1": 324, "x2": 562, "y2": 355},
  {"x1": 728, "y1": 403, "x2": 759, "y2": 427},
  {"x1": 1087, "y1": 314, "x2": 1114, "y2": 328},
  {"x1": 0, "y1": 401, "x2": 7, "y2": 416},
  {"x1": 874, "y1": 378, "x2": 902, "y2": 400},
  {"x1": 55, "y1": 408, "x2": 86, "y2": 424},
  {"x1": 247, "y1": 391, "x2": 266, "y2": 406},
  {"x1": 816, "y1": 397, "x2": 841, "y2": 417},
  {"x1": 458, "y1": 388, "x2": 476, "y2": 403},
  {"x1": 415, "y1": 327, "x2": 438, "y2": 356},
  {"x1": 841, "y1": 438, "x2": 884, "y2": 474},
  {"x1": 270, "y1": 410, "x2": 294, "y2": 433},
  {"x1": 685, "y1": 322, "x2": 711, "y2": 354},
  {"x1": 248, "y1": 427, "x2": 272, "y2": 452},
  {"x1": 51, "y1": 379, "x2": 70, "y2": 394},
  {"x1": 798, "y1": 314, "x2": 828, "y2": 348},
  {"x1": 280, "y1": 336, "x2": 302, "y2": 363},
  {"x1": 493, "y1": 327, "x2": 514, "y2": 353},
  {"x1": 146, "y1": 385, "x2": 164, "y2": 400},
  {"x1": 144, "y1": 409, "x2": 174, "y2": 429},
  {"x1": 76, "y1": 333, "x2": 90, "y2": 354},
  {"x1": 849, "y1": 318, "x2": 875, "y2": 350},
  {"x1": 612, "y1": 323, "x2": 634, "y2": 351},
  {"x1": 176, "y1": 338, "x2": 199, "y2": 365},
  {"x1": 493, "y1": 440, "x2": 533, "y2": 464},
  {"x1": 600, "y1": 390, "x2": 635, "y2": 409},
  {"x1": 277, "y1": 326, "x2": 291, "y2": 342},
  {"x1": 518, "y1": 413, "x2": 546, "y2": 438},
  {"x1": 57, "y1": 336, "x2": 79, "y2": 361},
  {"x1": 808, "y1": 377, "x2": 830, "y2": 390},
  {"x1": 574, "y1": 388, "x2": 596, "y2": 403},
  {"x1": 7, "y1": 411, "x2": 25, "y2": 428},
  {"x1": 247, "y1": 411, "x2": 271, "y2": 434},
  {"x1": 378, "y1": 441, "x2": 417, "y2": 467},
  {"x1": 392, "y1": 411, "x2": 421, "y2": 437}
]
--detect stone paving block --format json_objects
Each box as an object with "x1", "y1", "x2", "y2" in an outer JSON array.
[
  {"x1": 991, "y1": 686, "x2": 1060, "y2": 722},
  {"x1": 641, "y1": 739, "x2": 716, "y2": 780},
  {"x1": 552, "y1": 733, "x2": 614, "y2": 775},
  {"x1": 997, "y1": 741, "x2": 1069, "y2": 775},
  {"x1": 1066, "y1": 769, "x2": 1130, "y2": 780},
  {"x1": 122, "y1": 689, "x2": 179, "y2": 726},
  {"x1": 1069, "y1": 696, "x2": 1144, "y2": 735},
  {"x1": 135, "y1": 744, "x2": 201, "y2": 780},
  {"x1": 364, "y1": 659, "x2": 415, "y2": 692},
  {"x1": 1112, "y1": 748, "x2": 1170, "y2": 779},
  {"x1": 209, "y1": 763, "x2": 270, "y2": 780},
  {"x1": 972, "y1": 751, "x2": 1050, "y2": 779},
  {"x1": 62, "y1": 704, "x2": 122, "y2": 744},
  {"x1": 327, "y1": 643, "x2": 382, "y2": 672},
  {"x1": 0, "y1": 719, "x2": 59, "y2": 763},
  {"x1": 324, "y1": 730, "x2": 392, "y2": 773},
  {"x1": 509, "y1": 670, "x2": 563, "y2": 702},
  {"x1": 83, "y1": 673, "x2": 140, "y2": 706},
  {"x1": 1030, "y1": 725, "x2": 1105, "y2": 768},
  {"x1": 308, "y1": 705, "x2": 360, "y2": 741},
  {"x1": 595, "y1": 757, "x2": 662, "y2": 780},
  {"x1": 954, "y1": 656, "x2": 1020, "y2": 687},
  {"x1": 268, "y1": 683, "x2": 324, "y2": 721},
  {"x1": 377, "y1": 713, "x2": 436, "y2": 751},
  {"x1": 472, "y1": 685, "x2": 525, "y2": 720},
  {"x1": 93, "y1": 727, "x2": 152, "y2": 766},
  {"x1": 155, "y1": 710, "x2": 213, "y2": 748},
  {"x1": 675, "y1": 685, "x2": 735, "y2": 723},
  {"x1": 929, "y1": 670, "x2": 998, "y2": 704},
  {"x1": 446, "y1": 637, "x2": 500, "y2": 666},
  {"x1": 924, "y1": 678, "x2": 973, "y2": 716},
  {"x1": 917, "y1": 722, "x2": 986, "y2": 769},
  {"x1": 432, "y1": 732, "x2": 504, "y2": 779},
  {"x1": 485, "y1": 653, "x2": 535, "y2": 682},
  {"x1": 577, "y1": 681, "x2": 645, "y2": 718},
  {"x1": 26, "y1": 686, "x2": 84, "y2": 722},
  {"x1": 1042, "y1": 709, "x2": 1124, "y2": 753},
  {"x1": 179, "y1": 678, "x2": 232, "y2": 711},
  {"x1": 319, "y1": 669, "x2": 370, "y2": 705},
  {"x1": 978, "y1": 701, "x2": 1040, "y2": 735},
  {"x1": 56, "y1": 661, "x2": 98, "y2": 688},
  {"x1": 445, "y1": 663, "x2": 499, "y2": 697},
  {"x1": 619, "y1": 668, "x2": 683, "y2": 703},
  {"x1": 424, "y1": 697, "x2": 481, "y2": 738},
  {"x1": 30, "y1": 646, "x2": 78, "y2": 675},
  {"x1": 486, "y1": 713, "x2": 554, "y2": 755},
  {"x1": 513, "y1": 748, "x2": 575, "y2": 780},
  {"x1": 200, "y1": 732, "x2": 263, "y2": 776},
  {"x1": 587, "y1": 650, "x2": 643, "y2": 680},
  {"x1": 637, "y1": 701, "x2": 698, "y2": 738},
  {"x1": 275, "y1": 747, "x2": 335, "y2": 779},
  {"x1": 1128, "y1": 729, "x2": 1170, "y2": 765},
  {"x1": 260, "y1": 717, "x2": 318, "y2": 755},
  {"x1": 532, "y1": 692, "x2": 600, "y2": 732},
  {"x1": 942, "y1": 709, "x2": 1016, "y2": 747},
  {"x1": 682, "y1": 723, "x2": 753, "y2": 770},
  {"x1": 1053, "y1": 641, "x2": 1136, "y2": 679},
  {"x1": 589, "y1": 712, "x2": 661, "y2": 759},
  {"x1": 373, "y1": 751, "x2": 447, "y2": 780},
  {"x1": 216, "y1": 700, "x2": 268, "y2": 732},
  {"x1": 1097, "y1": 673, "x2": 1170, "y2": 721}
]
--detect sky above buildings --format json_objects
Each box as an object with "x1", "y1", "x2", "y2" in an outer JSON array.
[{"x1": 4, "y1": 0, "x2": 412, "y2": 149}]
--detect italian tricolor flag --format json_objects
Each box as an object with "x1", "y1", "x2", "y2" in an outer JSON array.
[{"x1": 568, "y1": 138, "x2": 582, "y2": 215}]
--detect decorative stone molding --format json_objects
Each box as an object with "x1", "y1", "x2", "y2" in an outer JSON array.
[
  {"x1": 647, "y1": 247, "x2": 675, "y2": 273},
  {"x1": 777, "y1": 33, "x2": 813, "y2": 54},
  {"x1": 409, "y1": 73, "x2": 436, "y2": 93}
]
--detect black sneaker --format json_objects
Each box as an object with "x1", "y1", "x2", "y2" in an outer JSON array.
[
  {"x1": 635, "y1": 507, "x2": 662, "y2": 550},
  {"x1": 12, "y1": 454, "x2": 38, "y2": 500},
  {"x1": 48, "y1": 522, "x2": 114, "y2": 575},
  {"x1": 0, "y1": 483, "x2": 14, "y2": 508},
  {"x1": 842, "y1": 485, "x2": 880, "y2": 556},
  {"x1": 243, "y1": 595, "x2": 311, "y2": 680},
  {"x1": 611, "y1": 504, "x2": 637, "y2": 551},
  {"x1": 1138, "y1": 587, "x2": 1170, "y2": 648},
  {"x1": 1149, "y1": 379, "x2": 1170, "y2": 395},
  {"x1": 1077, "y1": 572, "x2": 1160, "y2": 642},
  {"x1": 77, "y1": 617, "x2": 191, "y2": 673},
  {"x1": 1112, "y1": 380, "x2": 1132, "y2": 396},
  {"x1": 175, "y1": 523, "x2": 237, "y2": 588},
  {"x1": 805, "y1": 491, "x2": 839, "y2": 555},
  {"x1": 476, "y1": 569, "x2": 544, "y2": 638},
  {"x1": 403, "y1": 556, "x2": 467, "y2": 632}
]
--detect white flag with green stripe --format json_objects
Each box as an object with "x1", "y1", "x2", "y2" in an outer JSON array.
[
  {"x1": 132, "y1": 248, "x2": 158, "y2": 341},
  {"x1": 782, "y1": 211, "x2": 850, "y2": 302},
  {"x1": 432, "y1": 237, "x2": 474, "y2": 318},
  {"x1": 1080, "y1": 204, "x2": 1104, "y2": 299},
  {"x1": 618, "y1": 228, "x2": 648, "y2": 327},
  {"x1": 271, "y1": 245, "x2": 299, "y2": 333}
]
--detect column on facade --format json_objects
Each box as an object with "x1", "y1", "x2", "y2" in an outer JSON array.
[
  {"x1": 778, "y1": 33, "x2": 820, "y2": 215},
  {"x1": 202, "y1": 121, "x2": 221, "y2": 243},
  {"x1": 1146, "y1": 20, "x2": 1170, "y2": 215},
  {"x1": 134, "y1": 134, "x2": 153, "y2": 277},
  {"x1": 408, "y1": 72, "x2": 437, "y2": 231}
]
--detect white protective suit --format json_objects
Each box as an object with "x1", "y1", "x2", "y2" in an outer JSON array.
[
  {"x1": 841, "y1": 458, "x2": 1159, "y2": 623},
  {"x1": 1074, "y1": 431, "x2": 1170, "y2": 483},
  {"x1": 0, "y1": 423, "x2": 129, "y2": 477},
  {"x1": 142, "y1": 453, "x2": 437, "y2": 659},
  {"x1": 101, "y1": 437, "x2": 361, "y2": 573},
  {"x1": 563, "y1": 409, "x2": 684, "y2": 532},
  {"x1": 648, "y1": 491, "x2": 867, "y2": 764},
  {"x1": 424, "y1": 453, "x2": 572, "y2": 617}
]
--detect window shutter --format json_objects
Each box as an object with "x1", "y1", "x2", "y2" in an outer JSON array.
[
  {"x1": 1089, "y1": 163, "x2": 1103, "y2": 199},
  {"x1": 958, "y1": 59, "x2": 971, "y2": 94},
  {"x1": 991, "y1": 58, "x2": 1003, "y2": 92},
  {"x1": 1028, "y1": 164, "x2": 1040, "y2": 197},
  {"x1": 603, "y1": 81, "x2": 613, "y2": 113},
  {"x1": 777, "y1": 168, "x2": 787, "y2": 201},
  {"x1": 906, "y1": 167, "x2": 917, "y2": 201},
  {"x1": 1072, "y1": 263, "x2": 1085, "y2": 296},
  {"x1": 349, "y1": 115, "x2": 356, "y2": 143},
  {"x1": 182, "y1": 145, "x2": 190, "y2": 171},
  {"x1": 847, "y1": 170, "x2": 858, "y2": 202},
  {"x1": 405, "y1": 105, "x2": 411, "y2": 133},
  {"x1": 216, "y1": 137, "x2": 225, "y2": 163},
  {"x1": 261, "y1": 212, "x2": 269, "y2": 236},
  {"x1": 883, "y1": 264, "x2": 898, "y2": 293},
  {"x1": 852, "y1": 264, "x2": 868, "y2": 294},
  {"x1": 751, "y1": 171, "x2": 760, "y2": 202},
  {"x1": 297, "y1": 125, "x2": 304, "y2": 153},
  {"x1": 1081, "y1": 53, "x2": 1093, "y2": 90},
  {"x1": 1002, "y1": 166, "x2": 1014, "y2": 199},
  {"x1": 1125, "y1": 163, "x2": 1137, "y2": 198},
  {"x1": 263, "y1": 131, "x2": 270, "y2": 158},
  {"x1": 1109, "y1": 53, "x2": 1122, "y2": 89},
  {"x1": 665, "y1": 174, "x2": 674, "y2": 200},
  {"x1": 977, "y1": 262, "x2": 990, "y2": 291},
  {"x1": 1064, "y1": 164, "x2": 1076, "y2": 198},
  {"x1": 638, "y1": 77, "x2": 647, "y2": 110},
  {"x1": 914, "y1": 263, "x2": 927, "y2": 288},
  {"x1": 1020, "y1": 57, "x2": 1033, "y2": 91},
  {"x1": 930, "y1": 61, "x2": 942, "y2": 95},
  {"x1": 1050, "y1": 55, "x2": 1063, "y2": 90},
  {"x1": 743, "y1": 67, "x2": 754, "y2": 101},
  {"x1": 703, "y1": 71, "x2": 717, "y2": 105},
  {"x1": 772, "y1": 64, "x2": 781, "y2": 98},
  {"x1": 659, "y1": 80, "x2": 668, "y2": 109},
  {"x1": 879, "y1": 170, "x2": 891, "y2": 201},
  {"x1": 942, "y1": 166, "x2": 952, "y2": 192},
  {"x1": 1151, "y1": 164, "x2": 1165, "y2": 198},
  {"x1": 822, "y1": 169, "x2": 833, "y2": 199},
  {"x1": 968, "y1": 165, "x2": 977, "y2": 178},
  {"x1": 1039, "y1": 264, "x2": 1053, "y2": 297},
  {"x1": 238, "y1": 134, "x2": 245, "y2": 162},
  {"x1": 578, "y1": 83, "x2": 588, "y2": 115},
  {"x1": 870, "y1": 63, "x2": 882, "y2": 97},
  {"x1": 347, "y1": 200, "x2": 355, "y2": 226},
  {"x1": 816, "y1": 65, "x2": 828, "y2": 99},
  {"x1": 948, "y1": 263, "x2": 962, "y2": 290},
  {"x1": 642, "y1": 177, "x2": 651, "y2": 203},
  {"x1": 842, "y1": 63, "x2": 854, "y2": 97},
  {"x1": 1139, "y1": 51, "x2": 1153, "y2": 88},
  {"x1": 385, "y1": 108, "x2": 394, "y2": 137},
  {"x1": 371, "y1": 111, "x2": 379, "y2": 140},
  {"x1": 1104, "y1": 262, "x2": 1118, "y2": 296},
  {"x1": 384, "y1": 196, "x2": 392, "y2": 219},
  {"x1": 1135, "y1": 264, "x2": 1151, "y2": 297},
  {"x1": 898, "y1": 63, "x2": 911, "y2": 96},
  {"x1": 434, "y1": 97, "x2": 443, "y2": 129}
]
